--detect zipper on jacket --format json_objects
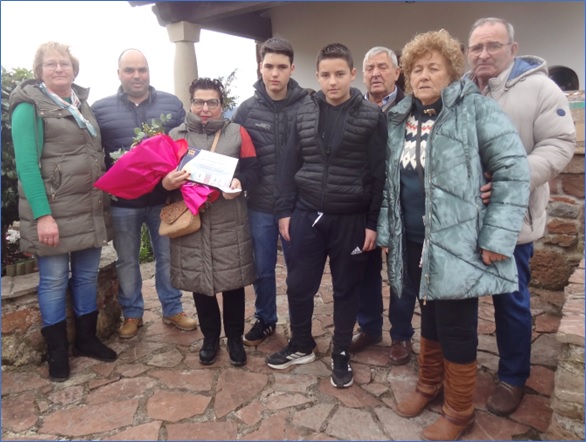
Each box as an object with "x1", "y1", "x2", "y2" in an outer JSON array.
[{"x1": 419, "y1": 108, "x2": 448, "y2": 301}]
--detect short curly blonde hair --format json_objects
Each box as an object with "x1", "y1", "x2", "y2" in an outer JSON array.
[
  {"x1": 400, "y1": 29, "x2": 464, "y2": 95},
  {"x1": 33, "y1": 42, "x2": 80, "y2": 81}
]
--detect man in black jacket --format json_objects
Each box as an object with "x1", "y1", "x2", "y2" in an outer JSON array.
[
  {"x1": 233, "y1": 37, "x2": 309, "y2": 347},
  {"x1": 92, "y1": 49, "x2": 196, "y2": 339},
  {"x1": 350, "y1": 47, "x2": 413, "y2": 367},
  {"x1": 266, "y1": 43, "x2": 387, "y2": 389}
]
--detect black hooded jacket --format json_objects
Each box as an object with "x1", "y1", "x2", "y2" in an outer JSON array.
[{"x1": 232, "y1": 78, "x2": 309, "y2": 213}]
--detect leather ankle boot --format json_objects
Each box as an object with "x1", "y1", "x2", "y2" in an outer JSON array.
[
  {"x1": 396, "y1": 337, "x2": 444, "y2": 418},
  {"x1": 41, "y1": 320, "x2": 70, "y2": 382},
  {"x1": 73, "y1": 311, "x2": 117, "y2": 362},
  {"x1": 199, "y1": 337, "x2": 220, "y2": 365},
  {"x1": 227, "y1": 336, "x2": 247, "y2": 366},
  {"x1": 421, "y1": 359, "x2": 477, "y2": 441}
]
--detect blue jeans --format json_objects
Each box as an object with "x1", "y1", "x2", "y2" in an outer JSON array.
[
  {"x1": 111, "y1": 205, "x2": 183, "y2": 319},
  {"x1": 356, "y1": 249, "x2": 383, "y2": 337},
  {"x1": 248, "y1": 208, "x2": 290, "y2": 325},
  {"x1": 493, "y1": 242, "x2": 534, "y2": 387},
  {"x1": 37, "y1": 247, "x2": 102, "y2": 327}
]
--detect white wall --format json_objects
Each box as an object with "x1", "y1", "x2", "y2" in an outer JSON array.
[{"x1": 268, "y1": 2, "x2": 584, "y2": 93}]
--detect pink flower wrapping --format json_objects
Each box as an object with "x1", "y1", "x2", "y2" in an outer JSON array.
[
  {"x1": 180, "y1": 182, "x2": 220, "y2": 215},
  {"x1": 94, "y1": 134, "x2": 189, "y2": 199}
]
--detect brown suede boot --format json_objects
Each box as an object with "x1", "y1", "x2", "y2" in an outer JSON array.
[
  {"x1": 421, "y1": 359, "x2": 477, "y2": 441},
  {"x1": 395, "y1": 337, "x2": 444, "y2": 418}
]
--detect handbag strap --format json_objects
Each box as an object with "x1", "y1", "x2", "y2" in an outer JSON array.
[{"x1": 210, "y1": 130, "x2": 221, "y2": 152}]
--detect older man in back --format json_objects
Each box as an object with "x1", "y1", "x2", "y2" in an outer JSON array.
[
  {"x1": 350, "y1": 46, "x2": 413, "y2": 366},
  {"x1": 466, "y1": 17, "x2": 575, "y2": 416},
  {"x1": 92, "y1": 49, "x2": 197, "y2": 339}
]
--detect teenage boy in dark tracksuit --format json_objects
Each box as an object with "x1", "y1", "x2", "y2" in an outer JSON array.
[{"x1": 266, "y1": 43, "x2": 387, "y2": 388}]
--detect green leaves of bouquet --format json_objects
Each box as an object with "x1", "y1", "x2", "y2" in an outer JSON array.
[{"x1": 109, "y1": 113, "x2": 173, "y2": 162}]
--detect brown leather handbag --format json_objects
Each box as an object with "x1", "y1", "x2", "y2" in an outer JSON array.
[{"x1": 158, "y1": 200, "x2": 201, "y2": 238}]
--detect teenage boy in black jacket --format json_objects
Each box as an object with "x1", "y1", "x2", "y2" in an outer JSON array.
[
  {"x1": 266, "y1": 43, "x2": 387, "y2": 388},
  {"x1": 232, "y1": 37, "x2": 309, "y2": 347}
]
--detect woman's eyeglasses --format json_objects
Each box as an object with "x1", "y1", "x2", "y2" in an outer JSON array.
[
  {"x1": 43, "y1": 61, "x2": 72, "y2": 71},
  {"x1": 191, "y1": 99, "x2": 220, "y2": 110}
]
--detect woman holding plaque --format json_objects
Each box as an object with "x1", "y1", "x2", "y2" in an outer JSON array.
[{"x1": 162, "y1": 78, "x2": 259, "y2": 367}]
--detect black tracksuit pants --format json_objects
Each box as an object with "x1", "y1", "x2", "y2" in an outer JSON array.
[{"x1": 286, "y1": 208, "x2": 369, "y2": 354}]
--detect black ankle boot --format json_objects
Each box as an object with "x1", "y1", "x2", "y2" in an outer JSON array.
[
  {"x1": 72, "y1": 311, "x2": 117, "y2": 362},
  {"x1": 199, "y1": 337, "x2": 220, "y2": 365},
  {"x1": 41, "y1": 320, "x2": 70, "y2": 382},
  {"x1": 227, "y1": 336, "x2": 247, "y2": 366}
]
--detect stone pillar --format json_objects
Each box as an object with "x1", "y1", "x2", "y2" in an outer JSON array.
[{"x1": 166, "y1": 21, "x2": 201, "y2": 111}]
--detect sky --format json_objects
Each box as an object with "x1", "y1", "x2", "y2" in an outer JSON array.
[{"x1": 0, "y1": 1, "x2": 258, "y2": 105}]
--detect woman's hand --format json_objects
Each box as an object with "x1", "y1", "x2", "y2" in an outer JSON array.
[
  {"x1": 37, "y1": 215, "x2": 59, "y2": 247},
  {"x1": 162, "y1": 170, "x2": 190, "y2": 191},
  {"x1": 481, "y1": 248, "x2": 507, "y2": 265},
  {"x1": 222, "y1": 178, "x2": 242, "y2": 200}
]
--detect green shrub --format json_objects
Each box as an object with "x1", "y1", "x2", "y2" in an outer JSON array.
[
  {"x1": 139, "y1": 225, "x2": 154, "y2": 263},
  {"x1": 2, "y1": 66, "x2": 33, "y2": 267}
]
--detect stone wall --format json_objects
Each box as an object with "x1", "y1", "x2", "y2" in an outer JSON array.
[
  {"x1": 531, "y1": 153, "x2": 584, "y2": 291},
  {"x1": 546, "y1": 259, "x2": 585, "y2": 440},
  {"x1": 1, "y1": 245, "x2": 121, "y2": 367}
]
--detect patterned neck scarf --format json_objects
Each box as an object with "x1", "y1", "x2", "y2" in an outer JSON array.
[{"x1": 38, "y1": 82, "x2": 97, "y2": 137}]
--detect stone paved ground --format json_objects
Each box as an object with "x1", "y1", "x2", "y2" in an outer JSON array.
[{"x1": 2, "y1": 252, "x2": 563, "y2": 441}]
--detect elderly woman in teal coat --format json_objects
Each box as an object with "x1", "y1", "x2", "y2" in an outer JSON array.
[{"x1": 377, "y1": 30, "x2": 529, "y2": 440}]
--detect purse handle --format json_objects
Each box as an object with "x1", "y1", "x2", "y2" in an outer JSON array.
[{"x1": 210, "y1": 130, "x2": 221, "y2": 152}]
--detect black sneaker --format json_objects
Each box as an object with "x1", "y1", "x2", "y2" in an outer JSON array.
[
  {"x1": 199, "y1": 338, "x2": 219, "y2": 365},
  {"x1": 266, "y1": 342, "x2": 316, "y2": 369},
  {"x1": 227, "y1": 336, "x2": 247, "y2": 367},
  {"x1": 331, "y1": 351, "x2": 353, "y2": 388},
  {"x1": 244, "y1": 320, "x2": 276, "y2": 347}
]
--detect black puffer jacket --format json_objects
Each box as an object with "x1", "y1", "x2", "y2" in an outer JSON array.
[
  {"x1": 276, "y1": 88, "x2": 387, "y2": 230},
  {"x1": 91, "y1": 86, "x2": 185, "y2": 208},
  {"x1": 232, "y1": 78, "x2": 309, "y2": 213}
]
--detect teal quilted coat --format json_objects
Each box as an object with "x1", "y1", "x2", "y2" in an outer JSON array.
[{"x1": 377, "y1": 79, "x2": 530, "y2": 302}]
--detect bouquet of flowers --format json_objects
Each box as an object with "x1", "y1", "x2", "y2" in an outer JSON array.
[{"x1": 94, "y1": 115, "x2": 220, "y2": 215}]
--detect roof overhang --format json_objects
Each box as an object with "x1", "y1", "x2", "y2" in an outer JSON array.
[{"x1": 129, "y1": 1, "x2": 281, "y2": 42}]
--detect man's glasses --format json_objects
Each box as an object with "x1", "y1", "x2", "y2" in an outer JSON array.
[
  {"x1": 467, "y1": 42, "x2": 511, "y2": 56},
  {"x1": 43, "y1": 61, "x2": 72, "y2": 71},
  {"x1": 191, "y1": 99, "x2": 220, "y2": 110}
]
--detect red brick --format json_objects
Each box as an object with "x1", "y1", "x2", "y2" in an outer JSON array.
[
  {"x1": 547, "y1": 219, "x2": 579, "y2": 234},
  {"x1": 561, "y1": 173, "x2": 585, "y2": 198},
  {"x1": 550, "y1": 195, "x2": 579, "y2": 204}
]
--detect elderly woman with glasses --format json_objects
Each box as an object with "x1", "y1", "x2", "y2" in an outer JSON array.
[
  {"x1": 162, "y1": 78, "x2": 260, "y2": 367},
  {"x1": 377, "y1": 30, "x2": 530, "y2": 440},
  {"x1": 9, "y1": 42, "x2": 116, "y2": 382}
]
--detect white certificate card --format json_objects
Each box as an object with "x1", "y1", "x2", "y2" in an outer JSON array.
[{"x1": 179, "y1": 148, "x2": 239, "y2": 193}]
